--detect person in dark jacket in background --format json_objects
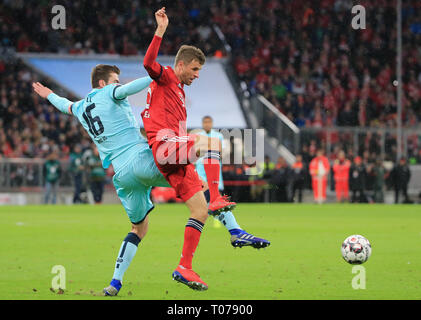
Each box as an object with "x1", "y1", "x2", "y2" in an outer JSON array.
[
  {"x1": 372, "y1": 159, "x2": 386, "y2": 203},
  {"x1": 349, "y1": 156, "x2": 367, "y2": 203},
  {"x1": 43, "y1": 151, "x2": 61, "y2": 204},
  {"x1": 270, "y1": 157, "x2": 292, "y2": 202},
  {"x1": 391, "y1": 157, "x2": 412, "y2": 204},
  {"x1": 291, "y1": 154, "x2": 305, "y2": 203},
  {"x1": 87, "y1": 148, "x2": 106, "y2": 204},
  {"x1": 69, "y1": 144, "x2": 84, "y2": 203}
]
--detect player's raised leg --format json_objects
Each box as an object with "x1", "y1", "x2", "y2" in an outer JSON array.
[
  {"x1": 172, "y1": 190, "x2": 209, "y2": 291},
  {"x1": 194, "y1": 135, "x2": 236, "y2": 215},
  {"x1": 104, "y1": 217, "x2": 149, "y2": 296}
]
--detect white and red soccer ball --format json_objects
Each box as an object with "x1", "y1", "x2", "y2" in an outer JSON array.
[{"x1": 341, "y1": 235, "x2": 372, "y2": 264}]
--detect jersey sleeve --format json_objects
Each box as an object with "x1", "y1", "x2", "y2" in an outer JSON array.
[
  {"x1": 112, "y1": 76, "x2": 152, "y2": 100},
  {"x1": 47, "y1": 93, "x2": 74, "y2": 115},
  {"x1": 101, "y1": 84, "x2": 126, "y2": 103},
  {"x1": 143, "y1": 35, "x2": 171, "y2": 84}
]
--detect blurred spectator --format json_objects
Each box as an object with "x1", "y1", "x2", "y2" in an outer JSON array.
[
  {"x1": 309, "y1": 149, "x2": 330, "y2": 204},
  {"x1": 248, "y1": 162, "x2": 262, "y2": 202},
  {"x1": 69, "y1": 145, "x2": 84, "y2": 204},
  {"x1": 349, "y1": 156, "x2": 367, "y2": 203},
  {"x1": 372, "y1": 159, "x2": 386, "y2": 203},
  {"x1": 391, "y1": 157, "x2": 412, "y2": 204},
  {"x1": 253, "y1": 155, "x2": 275, "y2": 202},
  {"x1": 270, "y1": 157, "x2": 291, "y2": 202},
  {"x1": 87, "y1": 148, "x2": 106, "y2": 204},
  {"x1": 332, "y1": 150, "x2": 351, "y2": 203},
  {"x1": 227, "y1": 164, "x2": 250, "y2": 203},
  {"x1": 43, "y1": 151, "x2": 61, "y2": 204},
  {"x1": 291, "y1": 154, "x2": 305, "y2": 203},
  {"x1": 261, "y1": 155, "x2": 275, "y2": 179}
]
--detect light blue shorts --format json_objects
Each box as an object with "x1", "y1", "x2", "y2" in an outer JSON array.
[{"x1": 112, "y1": 146, "x2": 170, "y2": 224}]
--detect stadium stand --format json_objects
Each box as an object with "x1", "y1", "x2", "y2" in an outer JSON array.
[
  {"x1": 0, "y1": 57, "x2": 91, "y2": 159},
  {"x1": 2, "y1": 1, "x2": 421, "y2": 157},
  {"x1": 1, "y1": 0, "x2": 420, "y2": 203}
]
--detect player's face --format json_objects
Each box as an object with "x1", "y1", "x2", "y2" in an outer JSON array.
[
  {"x1": 202, "y1": 118, "x2": 213, "y2": 132},
  {"x1": 182, "y1": 60, "x2": 202, "y2": 86},
  {"x1": 107, "y1": 73, "x2": 120, "y2": 85},
  {"x1": 98, "y1": 72, "x2": 120, "y2": 88}
]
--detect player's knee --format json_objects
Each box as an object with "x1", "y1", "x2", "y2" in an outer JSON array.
[
  {"x1": 192, "y1": 211, "x2": 208, "y2": 224},
  {"x1": 131, "y1": 220, "x2": 149, "y2": 239},
  {"x1": 131, "y1": 227, "x2": 147, "y2": 240},
  {"x1": 190, "y1": 205, "x2": 208, "y2": 224},
  {"x1": 185, "y1": 191, "x2": 208, "y2": 223}
]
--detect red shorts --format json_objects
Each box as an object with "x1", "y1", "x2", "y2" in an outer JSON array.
[{"x1": 151, "y1": 134, "x2": 202, "y2": 202}]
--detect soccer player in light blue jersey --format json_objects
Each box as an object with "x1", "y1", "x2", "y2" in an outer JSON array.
[
  {"x1": 33, "y1": 64, "x2": 173, "y2": 296},
  {"x1": 195, "y1": 116, "x2": 270, "y2": 249}
]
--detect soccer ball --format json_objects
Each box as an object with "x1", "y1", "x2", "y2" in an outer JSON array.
[{"x1": 341, "y1": 235, "x2": 372, "y2": 264}]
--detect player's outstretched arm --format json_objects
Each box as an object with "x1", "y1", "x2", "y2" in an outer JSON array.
[
  {"x1": 143, "y1": 7, "x2": 169, "y2": 79},
  {"x1": 32, "y1": 82, "x2": 74, "y2": 115},
  {"x1": 154, "y1": 7, "x2": 168, "y2": 38},
  {"x1": 113, "y1": 76, "x2": 153, "y2": 100}
]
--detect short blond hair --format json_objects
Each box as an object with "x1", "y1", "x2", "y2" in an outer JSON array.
[{"x1": 175, "y1": 45, "x2": 206, "y2": 66}]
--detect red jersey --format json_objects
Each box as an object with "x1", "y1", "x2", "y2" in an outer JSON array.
[
  {"x1": 309, "y1": 156, "x2": 330, "y2": 178},
  {"x1": 333, "y1": 159, "x2": 351, "y2": 182},
  {"x1": 141, "y1": 35, "x2": 187, "y2": 146}
]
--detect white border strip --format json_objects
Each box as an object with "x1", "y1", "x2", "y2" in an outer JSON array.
[{"x1": 257, "y1": 95, "x2": 300, "y2": 134}]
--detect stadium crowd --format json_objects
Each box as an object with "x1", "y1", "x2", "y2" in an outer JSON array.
[
  {"x1": 0, "y1": 0, "x2": 223, "y2": 57},
  {"x1": 223, "y1": 149, "x2": 416, "y2": 204},
  {"x1": 0, "y1": 1, "x2": 420, "y2": 203},
  {"x1": 2, "y1": 0, "x2": 421, "y2": 126},
  {"x1": 0, "y1": 57, "x2": 93, "y2": 160},
  {"x1": 1, "y1": 0, "x2": 421, "y2": 162}
]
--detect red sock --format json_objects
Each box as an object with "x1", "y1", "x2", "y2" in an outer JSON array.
[
  {"x1": 203, "y1": 151, "x2": 221, "y2": 202},
  {"x1": 179, "y1": 218, "x2": 204, "y2": 269}
]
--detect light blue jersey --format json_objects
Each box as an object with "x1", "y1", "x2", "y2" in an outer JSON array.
[
  {"x1": 70, "y1": 84, "x2": 150, "y2": 171},
  {"x1": 195, "y1": 129, "x2": 225, "y2": 191},
  {"x1": 47, "y1": 76, "x2": 170, "y2": 223},
  {"x1": 48, "y1": 77, "x2": 153, "y2": 172}
]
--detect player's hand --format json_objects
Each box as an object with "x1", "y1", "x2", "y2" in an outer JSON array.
[
  {"x1": 32, "y1": 82, "x2": 53, "y2": 99},
  {"x1": 155, "y1": 7, "x2": 169, "y2": 30}
]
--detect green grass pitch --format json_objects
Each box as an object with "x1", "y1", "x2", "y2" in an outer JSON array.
[{"x1": 1, "y1": 203, "x2": 420, "y2": 300}]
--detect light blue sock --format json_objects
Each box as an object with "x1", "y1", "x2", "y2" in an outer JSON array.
[
  {"x1": 112, "y1": 232, "x2": 141, "y2": 282},
  {"x1": 204, "y1": 190, "x2": 242, "y2": 235},
  {"x1": 216, "y1": 211, "x2": 242, "y2": 235}
]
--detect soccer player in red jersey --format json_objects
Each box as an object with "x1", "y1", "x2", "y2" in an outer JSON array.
[{"x1": 141, "y1": 7, "x2": 235, "y2": 290}]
